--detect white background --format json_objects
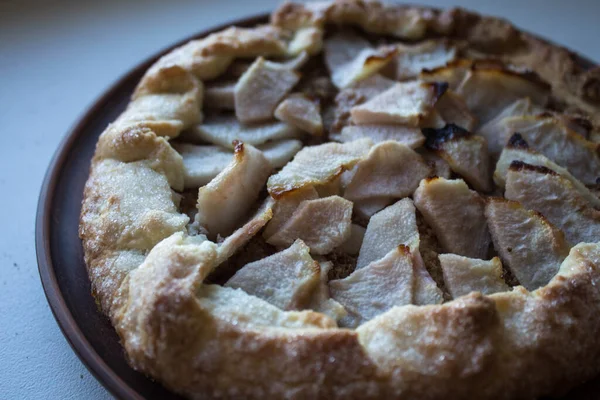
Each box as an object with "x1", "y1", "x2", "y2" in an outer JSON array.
[{"x1": 1, "y1": 0, "x2": 599, "y2": 398}]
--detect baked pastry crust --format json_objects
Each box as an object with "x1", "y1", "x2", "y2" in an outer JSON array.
[{"x1": 79, "y1": 1, "x2": 600, "y2": 398}]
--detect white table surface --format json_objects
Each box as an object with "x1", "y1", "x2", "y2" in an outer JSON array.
[{"x1": 1, "y1": 0, "x2": 599, "y2": 398}]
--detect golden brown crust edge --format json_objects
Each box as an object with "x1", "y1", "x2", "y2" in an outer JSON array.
[{"x1": 79, "y1": 1, "x2": 600, "y2": 399}]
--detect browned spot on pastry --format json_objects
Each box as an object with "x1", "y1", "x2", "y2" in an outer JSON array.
[
  {"x1": 508, "y1": 160, "x2": 558, "y2": 176},
  {"x1": 421, "y1": 58, "x2": 472, "y2": 75},
  {"x1": 423, "y1": 123, "x2": 472, "y2": 150},
  {"x1": 506, "y1": 133, "x2": 529, "y2": 149},
  {"x1": 364, "y1": 47, "x2": 398, "y2": 68}
]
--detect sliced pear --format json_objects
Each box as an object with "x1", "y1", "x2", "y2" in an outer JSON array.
[
  {"x1": 225, "y1": 240, "x2": 321, "y2": 310},
  {"x1": 392, "y1": 39, "x2": 457, "y2": 81},
  {"x1": 439, "y1": 254, "x2": 509, "y2": 298},
  {"x1": 267, "y1": 139, "x2": 372, "y2": 197},
  {"x1": 187, "y1": 114, "x2": 300, "y2": 149},
  {"x1": 307, "y1": 261, "x2": 347, "y2": 321},
  {"x1": 433, "y1": 90, "x2": 477, "y2": 131},
  {"x1": 196, "y1": 143, "x2": 272, "y2": 238},
  {"x1": 351, "y1": 81, "x2": 447, "y2": 126},
  {"x1": 267, "y1": 196, "x2": 353, "y2": 255},
  {"x1": 274, "y1": 93, "x2": 323, "y2": 135},
  {"x1": 423, "y1": 124, "x2": 491, "y2": 192},
  {"x1": 413, "y1": 177, "x2": 490, "y2": 259},
  {"x1": 332, "y1": 74, "x2": 395, "y2": 131},
  {"x1": 476, "y1": 97, "x2": 541, "y2": 156},
  {"x1": 356, "y1": 198, "x2": 421, "y2": 269},
  {"x1": 336, "y1": 224, "x2": 366, "y2": 256},
  {"x1": 505, "y1": 161, "x2": 600, "y2": 245},
  {"x1": 355, "y1": 198, "x2": 442, "y2": 304},
  {"x1": 485, "y1": 197, "x2": 570, "y2": 290},
  {"x1": 353, "y1": 197, "x2": 394, "y2": 221},
  {"x1": 175, "y1": 139, "x2": 302, "y2": 188},
  {"x1": 263, "y1": 186, "x2": 319, "y2": 240},
  {"x1": 330, "y1": 245, "x2": 415, "y2": 328},
  {"x1": 494, "y1": 134, "x2": 600, "y2": 208},
  {"x1": 324, "y1": 31, "x2": 397, "y2": 89},
  {"x1": 344, "y1": 141, "x2": 431, "y2": 202},
  {"x1": 418, "y1": 149, "x2": 452, "y2": 179},
  {"x1": 500, "y1": 115, "x2": 600, "y2": 185},
  {"x1": 204, "y1": 81, "x2": 235, "y2": 110},
  {"x1": 235, "y1": 57, "x2": 300, "y2": 123},
  {"x1": 455, "y1": 66, "x2": 549, "y2": 125},
  {"x1": 215, "y1": 198, "x2": 274, "y2": 265},
  {"x1": 339, "y1": 124, "x2": 425, "y2": 148}
]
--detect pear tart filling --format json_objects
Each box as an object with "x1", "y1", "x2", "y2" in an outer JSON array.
[{"x1": 80, "y1": 1, "x2": 600, "y2": 398}]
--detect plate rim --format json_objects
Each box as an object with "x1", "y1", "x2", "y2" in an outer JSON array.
[{"x1": 35, "y1": 13, "x2": 268, "y2": 400}]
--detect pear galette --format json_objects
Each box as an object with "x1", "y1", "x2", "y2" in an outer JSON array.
[{"x1": 79, "y1": 1, "x2": 600, "y2": 399}]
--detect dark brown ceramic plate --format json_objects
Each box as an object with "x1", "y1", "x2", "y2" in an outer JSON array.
[{"x1": 35, "y1": 11, "x2": 599, "y2": 400}]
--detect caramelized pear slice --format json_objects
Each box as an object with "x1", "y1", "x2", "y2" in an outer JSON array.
[
  {"x1": 413, "y1": 177, "x2": 490, "y2": 259},
  {"x1": 505, "y1": 161, "x2": 600, "y2": 245},
  {"x1": 485, "y1": 198, "x2": 570, "y2": 291},
  {"x1": 439, "y1": 254, "x2": 509, "y2": 298}
]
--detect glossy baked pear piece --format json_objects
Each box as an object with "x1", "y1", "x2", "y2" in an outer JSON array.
[
  {"x1": 234, "y1": 57, "x2": 300, "y2": 123},
  {"x1": 263, "y1": 186, "x2": 318, "y2": 240},
  {"x1": 187, "y1": 114, "x2": 300, "y2": 149},
  {"x1": 266, "y1": 195, "x2": 353, "y2": 255},
  {"x1": 356, "y1": 198, "x2": 421, "y2": 269},
  {"x1": 204, "y1": 81, "x2": 235, "y2": 110},
  {"x1": 267, "y1": 138, "x2": 372, "y2": 197},
  {"x1": 423, "y1": 124, "x2": 492, "y2": 192},
  {"x1": 485, "y1": 198, "x2": 569, "y2": 291},
  {"x1": 350, "y1": 81, "x2": 446, "y2": 126},
  {"x1": 476, "y1": 97, "x2": 541, "y2": 156},
  {"x1": 331, "y1": 74, "x2": 395, "y2": 131},
  {"x1": 505, "y1": 161, "x2": 600, "y2": 245},
  {"x1": 323, "y1": 30, "x2": 397, "y2": 89},
  {"x1": 413, "y1": 177, "x2": 490, "y2": 259},
  {"x1": 258, "y1": 139, "x2": 304, "y2": 168},
  {"x1": 439, "y1": 254, "x2": 509, "y2": 298},
  {"x1": 330, "y1": 245, "x2": 415, "y2": 328},
  {"x1": 225, "y1": 240, "x2": 322, "y2": 310},
  {"x1": 425, "y1": 60, "x2": 550, "y2": 124},
  {"x1": 196, "y1": 143, "x2": 272, "y2": 238},
  {"x1": 274, "y1": 93, "x2": 323, "y2": 135},
  {"x1": 456, "y1": 68, "x2": 548, "y2": 124},
  {"x1": 431, "y1": 90, "x2": 478, "y2": 131},
  {"x1": 499, "y1": 114, "x2": 600, "y2": 185},
  {"x1": 343, "y1": 141, "x2": 431, "y2": 203},
  {"x1": 339, "y1": 124, "x2": 425, "y2": 147},
  {"x1": 391, "y1": 39, "x2": 457, "y2": 81},
  {"x1": 353, "y1": 199, "x2": 443, "y2": 304},
  {"x1": 174, "y1": 139, "x2": 302, "y2": 188},
  {"x1": 494, "y1": 134, "x2": 600, "y2": 208}
]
